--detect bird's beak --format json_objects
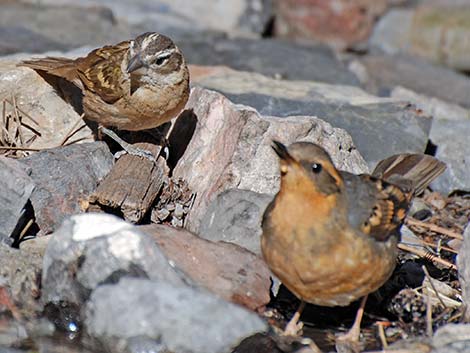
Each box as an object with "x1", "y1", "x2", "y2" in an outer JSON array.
[
  {"x1": 126, "y1": 53, "x2": 144, "y2": 73},
  {"x1": 271, "y1": 140, "x2": 295, "y2": 163}
]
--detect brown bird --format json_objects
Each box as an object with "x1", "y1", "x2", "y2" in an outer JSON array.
[
  {"x1": 20, "y1": 32, "x2": 190, "y2": 159},
  {"x1": 261, "y1": 141, "x2": 446, "y2": 345}
]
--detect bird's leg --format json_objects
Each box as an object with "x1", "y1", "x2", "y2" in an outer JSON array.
[
  {"x1": 99, "y1": 126, "x2": 156, "y2": 163},
  {"x1": 336, "y1": 295, "x2": 368, "y2": 346},
  {"x1": 284, "y1": 300, "x2": 306, "y2": 336}
]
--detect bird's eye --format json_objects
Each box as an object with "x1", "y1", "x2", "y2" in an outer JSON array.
[
  {"x1": 311, "y1": 163, "x2": 322, "y2": 173},
  {"x1": 155, "y1": 54, "x2": 170, "y2": 66}
]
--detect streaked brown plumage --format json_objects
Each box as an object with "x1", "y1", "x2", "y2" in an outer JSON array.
[
  {"x1": 261, "y1": 141, "x2": 446, "y2": 339},
  {"x1": 20, "y1": 32, "x2": 189, "y2": 132}
]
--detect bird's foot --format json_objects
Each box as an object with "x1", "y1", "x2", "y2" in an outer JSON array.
[
  {"x1": 99, "y1": 126, "x2": 156, "y2": 163},
  {"x1": 283, "y1": 317, "x2": 304, "y2": 336}
]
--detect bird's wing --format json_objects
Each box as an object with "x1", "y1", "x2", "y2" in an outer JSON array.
[
  {"x1": 75, "y1": 40, "x2": 130, "y2": 104},
  {"x1": 342, "y1": 172, "x2": 410, "y2": 242}
]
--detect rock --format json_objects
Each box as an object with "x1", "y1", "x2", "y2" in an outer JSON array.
[
  {"x1": 191, "y1": 66, "x2": 432, "y2": 169},
  {"x1": 370, "y1": 4, "x2": 470, "y2": 71},
  {"x1": 42, "y1": 213, "x2": 188, "y2": 305},
  {"x1": 85, "y1": 277, "x2": 267, "y2": 353},
  {"x1": 0, "y1": 60, "x2": 94, "y2": 150},
  {"x1": 183, "y1": 37, "x2": 359, "y2": 85},
  {"x1": 369, "y1": 9, "x2": 414, "y2": 55},
  {"x1": 0, "y1": 157, "x2": 35, "y2": 244},
  {"x1": 18, "y1": 142, "x2": 114, "y2": 235},
  {"x1": 457, "y1": 224, "x2": 470, "y2": 321},
  {"x1": 391, "y1": 86, "x2": 470, "y2": 193},
  {"x1": 140, "y1": 224, "x2": 271, "y2": 310},
  {"x1": 429, "y1": 119, "x2": 470, "y2": 194},
  {"x1": 0, "y1": 242, "x2": 43, "y2": 317},
  {"x1": 0, "y1": 26, "x2": 67, "y2": 55},
  {"x1": 391, "y1": 86, "x2": 470, "y2": 122},
  {"x1": 19, "y1": 0, "x2": 272, "y2": 39},
  {"x1": 0, "y1": 318, "x2": 28, "y2": 349},
  {"x1": 173, "y1": 87, "x2": 368, "y2": 233},
  {"x1": 431, "y1": 324, "x2": 470, "y2": 353},
  {"x1": 356, "y1": 53, "x2": 470, "y2": 109},
  {"x1": 274, "y1": 0, "x2": 389, "y2": 49},
  {"x1": 199, "y1": 188, "x2": 271, "y2": 255},
  {"x1": 0, "y1": 2, "x2": 130, "y2": 55}
]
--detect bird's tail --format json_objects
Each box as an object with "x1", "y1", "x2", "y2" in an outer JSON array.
[
  {"x1": 372, "y1": 154, "x2": 446, "y2": 195},
  {"x1": 19, "y1": 57, "x2": 77, "y2": 81}
]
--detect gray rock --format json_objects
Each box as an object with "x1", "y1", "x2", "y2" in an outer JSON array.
[
  {"x1": 431, "y1": 324, "x2": 470, "y2": 353},
  {"x1": 391, "y1": 86, "x2": 470, "y2": 122},
  {"x1": 357, "y1": 53, "x2": 470, "y2": 109},
  {"x1": 390, "y1": 86, "x2": 470, "y2": 193},
  {"x1": 457, "y1": 223, "x2": 470, "y2": 321},
  {"x1": 183, "y1": 37, "x2": 359, "y2": 85},
  {"x1": 0, "y1": 26, "x2": 67, "y2": 55},
  {"x1": 369, "y1": 9, "x2": 414, "y2": 55},
  {"x1": 371, "y1": 4, "x2": 470, "y2": 72},
  {"x1": 18, "y1": 142, "x2": 114, "y2": 235},
  {"x1": 0, "y1": 320, "x2": 28, "y2": 350},
  {"x1": 199, "y1": 189, "x2": 271, "y2": 255},
  {"x1": 430, "y1": 119, "x2": 470, "y2": 193},
  {"x1": 85, "y1": 277, "x2": 267, "y2": 353},
  {"x1": 0, "y1": 2, "x2": 131, "y2": 54},
  {"x1": 42, "y1": 213, "x2": 187, "y2": 305},
  {"x1": 0, "y1": 157, "x2": 35, "y2": 243},
  {"x1": 17, "y1": 0, "x2": 272, "y2": 41},
  {"x1": 174, "y1": 87, "x2": 368, "y2": 233},
  {"x1": 0, "y1": 242, "x2": 43, "y2": 317},
  {"x1": 192, "y1": 67, "x2": 431, "y2": 169}
]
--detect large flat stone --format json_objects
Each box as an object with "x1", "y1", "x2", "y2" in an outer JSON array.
[{"x1": 191, "y1": 66, "x2": 432, "y2": 169}]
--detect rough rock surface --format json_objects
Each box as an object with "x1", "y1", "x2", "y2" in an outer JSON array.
[
  {"x1": 18, "y1": 143, "x2": 114, "y2": 235},
  {"x1": 0, "y1": 61, "x2": 94, "y2": 149},
  {"x1": 199, "y1": 188, "x2": 272, "y2": 255},
  {"x1": 0, "y1": 157, "x2": 35, "y2": 243},
  {"x1": 141, "y1": 224, "x2": 271, "y2": 310},
  {"x1": 431, "y1": 324, "x2": 470, "y2": 353},
  {"x1": 173, "y1": 86, "x2": 368, "y2": 233},
  {"x1": 391, "y1": 87, "x2": 470, "y2": 194},
  {"x1": 42, "y1": 213, "x2": 188, "y2": 305},
  {"x1": 0, "y1": 241, "x2": 44, "y2": 317},
  {"x1": 85, "y1": 277, "x2": 267, "y2": 353},
  {"x1": 191, "y1": 66, "x2": 431, "y2": 169},
  {"x1": 457, "y1": 224, "x2": 470, "y2": 321},
  {"x1": 356, "y1": 54, "x2": 470, "y2": 109},
  {"x1": 182, "y1": 37, "x2": 359, "y2": 85}
]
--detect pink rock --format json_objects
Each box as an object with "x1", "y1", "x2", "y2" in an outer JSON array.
[
  {"x1": 274, "y1": 0, "x2": 389, "y2": 49},
  {"x1": 141, "y1": 224, "x2": 271, "y2": 311}
]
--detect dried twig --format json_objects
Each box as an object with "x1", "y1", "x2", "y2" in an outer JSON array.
[
  {"x1": 422, "y1": 266, "x2": 447, "y2": 309},
  {"x1": 4, "y1": 98, "x2": 40, "y2": 126},
  {"x1": 421, "y1": 240, "x2": 458, "y2": 254},
  {"x1": 59, "y1": 113, "x2": 86, "y2": 146},
  {"x1": 398, "y1": 243, "x2": 457, "y2": 270},
  {"x1": 407, "y1": 218, "x2": 463, "y2": 240},
  {"x1": 18, "y1": 218, "x2": 34, "y2": 243},
  {"x1": 11, "y1": 95, "x2": 24, "y2": 146}
]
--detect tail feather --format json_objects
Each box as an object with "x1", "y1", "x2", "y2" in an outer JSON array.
[
  {"x1": 19, "y1": 57, "x2": 77, "y2": 81},
  {"x1": 372, "y1": 154, "x2": 446, "y2": 196}
]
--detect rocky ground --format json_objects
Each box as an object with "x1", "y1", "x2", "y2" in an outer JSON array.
[{"x1": 0, "y1": 1, "x2": 469, "y2": 353}]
